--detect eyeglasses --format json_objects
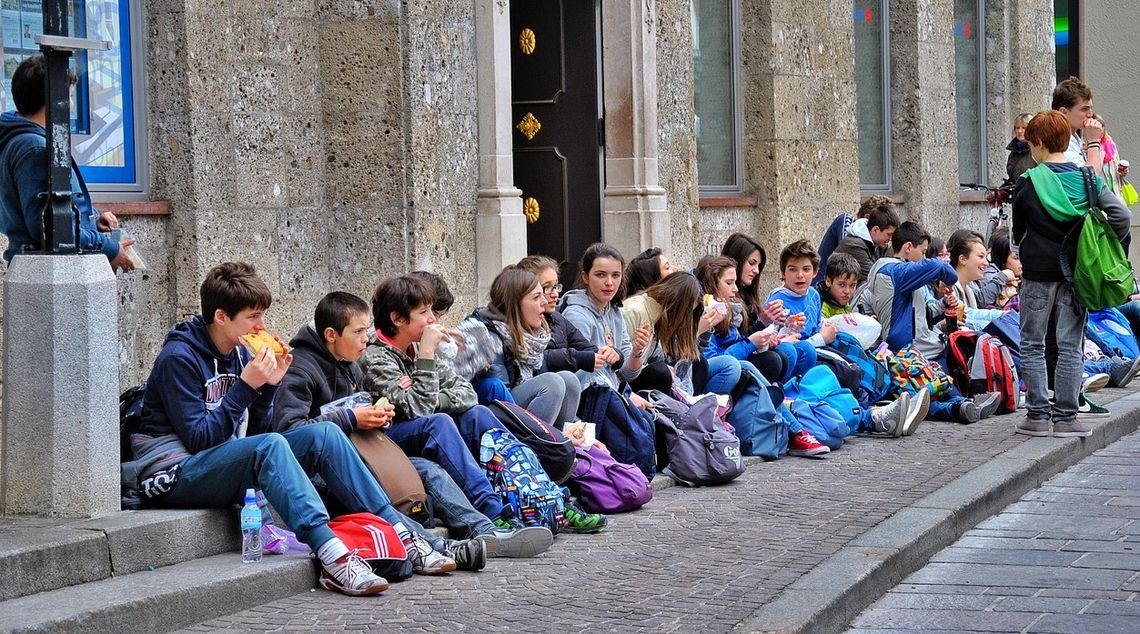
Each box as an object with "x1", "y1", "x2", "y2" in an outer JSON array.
[{"x1": 541, "y1": 284, "x2": 563, "y2": 295}]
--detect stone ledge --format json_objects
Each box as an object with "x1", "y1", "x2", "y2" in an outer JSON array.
[
  {"x1": 699, "y1": 196, "x2": 759, "y2": 208},
  {"x1": 97, "y1": 201, "x2": 173, "y2": 216},
  {"x1": 730, "y1": 394, "x2": 1140, "y2": 634}
]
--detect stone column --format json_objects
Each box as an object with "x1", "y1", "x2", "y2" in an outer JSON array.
[
  {"x1": 601, "y1": 0, "x2": 669, "y2": 258},
  {"x1": 474, "y1": 0, "x2": 526, "y2": 302},
  {"x1": 889, "y1": 0, "x2": 961, "y2": 240},
  {"x1": 1008, "y1": 0, "x2": 1054, "y2": 117},
  {"x1": 2, "y1": 256, "x2": 118, "y2": 517}
]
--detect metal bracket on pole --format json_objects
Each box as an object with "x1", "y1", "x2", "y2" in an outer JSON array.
[{"x1": 31, "y1": 0, "x2": 109, "y2": 256}]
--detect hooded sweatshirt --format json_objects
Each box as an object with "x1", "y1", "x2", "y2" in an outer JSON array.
[
  {"x1": 833, "y1": 218, "x2": 886, "y2": 283},
  {"x1": 766, "y1": 285, "x2": 826, "y2": 346},
  {"x1": 1005, "y1": 138, "x2": 1035, "y2": 183},
  {"x1": 0, "y1": 112, "x2": 118, "y2": 263},
  {"x1": 271, "y1": 324, "x2": 362, "y2": 434},
  {"x1": 134, "y1": 316, "x2": 277, "y2": 479},
  {"x1": 864, "y1": 257, "x2": 958, "y2": 357},
  {"x1": 559, "y1": 289, "x2": 641, "y2": 388}
]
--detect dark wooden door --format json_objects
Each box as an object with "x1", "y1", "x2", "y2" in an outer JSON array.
[{"x1": 510, "y1": 0, "x2": 603, "y2": 282}]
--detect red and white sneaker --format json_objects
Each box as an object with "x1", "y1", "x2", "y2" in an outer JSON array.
[{"x1": 788, "y1": 430, "x2": 830, "y2": 458}]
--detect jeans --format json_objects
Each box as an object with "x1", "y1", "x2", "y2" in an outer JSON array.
[
  {"x1": 161, "y1": 422, "x2": 443, "y2": 551},
  {"x1": 473, "y1": 376, "x2": 516, "y2": 404},
  {"x1": 775, "y1": 340, "x2": 818, "y2": 382},
  {"x1": 698, "y1": 355, "x2": 742, "y2": 395},
  {"x1": 385, "y1": 411, "x2": 505, "y2": 520},
  {"x1": 410, "y1": 457, "x2": 495, "y2": 540},
  {"x1": 925, "y1": 383, "x2": 969, "y2": 422},
  {"x1": 1021, "y1": 278, "x2": 1087, "y2": 423},
  {"x1": 1117, "y1": 299, "x2": 1140, "y2": 340},
  {"x1": 510, "y1": 371, "x2": 582, "y2": 428},
  {"x1": 747, "y1": 349, "x2": 786, "y2": 384},
  {"x1": 628, "y1": 360, "x2": 674, "y2": 394}
]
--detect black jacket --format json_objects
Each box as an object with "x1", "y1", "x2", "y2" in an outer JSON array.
[
  {"x1": 271, "y1": 324, "x2": 363, "y2": 433},
  {"x1": 1005, "y1": 138, "x2": 1036, "y2": 184},
  {"x1": 543, "y1": 310, "x2": 597, "y2": 373}
]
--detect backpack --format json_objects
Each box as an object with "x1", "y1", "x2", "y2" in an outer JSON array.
[
  {"x1": 982, "y1": 310, "x2": 1022, "y2": 370},
  {"x1": 488, "y1": 400, "x2": 575, "y2": 484},
  {"x1": 1058, "y1": 166, "x2": 1135, "y2": 310},
  {"x1": 577, "y1": 384, "x2": 656, "y2": 479},
  {"x1": 642, "y1": 389, "x2": 746, "y2": 486},
  {"x1": 828, "y1": 332, "x2": 891, "y2": 404},
  {"x1": 479, "y1": 428, "x2": 567, "y2": 533},
  {"x1": 349, "y1": 430, "x2": 431, "y2": 524},
  {"x1": 727, "y1": 367, "x2": 789, "y2": 460},
  {"x1": 570, "y1": 445, "x2": 652, "y2": 512},
  {"x1": 815, "y1": 348, "x2": 863, "y2": 394},
  {"x1": 881, "y1": 346, "x2": 953, "y2": 399},
  {"x1": 1087, "y1": 307, "x2": 1139, "y2": 360},
  {"x1": 946, "y1": 331, "x2": 980, "y2": 393},
  {"x1": 119, "y1": 384, "x2": 147, "y2": 461},
  {"x1": 787, "y1": 399, "x2": 849, "y2": 450},
  {"x1": 970, "y1": 334, "x2": 1020, "y2": 414},
  {"x1": 784, "y1": 365, "x2": 864, "y2": 442},
  {"x1": 327, "y1": 512, "x2": 413, "y2": 581}
]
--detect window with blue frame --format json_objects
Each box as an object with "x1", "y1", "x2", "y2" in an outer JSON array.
[{"x1": 2, "y1": 0, "x2": 141, "y2": 191}]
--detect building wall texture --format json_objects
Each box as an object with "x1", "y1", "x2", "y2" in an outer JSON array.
[{"x1": 0, "y1": 0, "x2": 1058, "y2": 390}]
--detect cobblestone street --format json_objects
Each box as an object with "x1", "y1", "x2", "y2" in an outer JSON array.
[
  {"x1": 181, "y1": 396, "x2": 1092, "y2": 632},
  {"x1": 848, "y1": 426, "x2": 1140, "y2": 633}
]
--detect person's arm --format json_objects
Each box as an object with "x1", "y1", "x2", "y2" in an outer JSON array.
[
  {"x1": 973, "y1": 270, "x2": 1009, "y2": 309},
  {"x1": 360, "y1": 346, "x2": 441, "y2": 420},
  {"x1": 614, "y1": 315, "x2": 643, "y2": 380},
  {"x1": 153, "y1": 352, "x2": 262, "y2": 453},
  {"x1": 245, "y1": 383, "x2": 279, "y2": 436},
  {"x1": 891, "y1": 259, "x2": 958, "y2": 297},
  {"x1": 434, "y1": 362, "x2": 478, "y2": 413},
  {"x1": 270, "y1": 367, "x2": 355, "y2": 434},
  {"x1": 1098, "y1": 187, "x2": 1133, "y2": 242},
  {"x1": 1011, "y1": 176, "x2": 1030, "y2": 247}
]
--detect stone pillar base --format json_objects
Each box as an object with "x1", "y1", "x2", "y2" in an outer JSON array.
[
  {"x1": 603, "y1": 186, "x2": 669, "y2": 258},
  {"x1": 476, "y1": 188, "x2": 526, "y2": 301},
  {"x1": 2, "y1": 254, "x2": 119, "y2": 517}
]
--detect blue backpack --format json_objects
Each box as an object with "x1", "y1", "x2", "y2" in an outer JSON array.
[
  {"x1": 480, "y1": 428, "x2": 567, "y2": 533},
  {"x1": 578, "y1": 384, "x2": 656, "y2": 478},
  {"x1": 788, "y1": 399, "x2": 849, "y2": 450},
  {"x1": 828, "y1": 332, "x2": 890, "y2": 404},
  {"x1": 729, "y1": 368, "x2": 789, "y2": 460},
  {"x1": 784, "y1": 365, "x2": 866, "y2": 442},
  {"x1": 1087, "y1": 308, "x2": 1139, "y2": 360}
]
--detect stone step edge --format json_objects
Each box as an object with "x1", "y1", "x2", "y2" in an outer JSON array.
[
  {"x1": 0, "y1": 552, "x2": 316, "y2": 634},
  {"x1": 730, "y1": 394, "x2": 1140, "y2": 634}
]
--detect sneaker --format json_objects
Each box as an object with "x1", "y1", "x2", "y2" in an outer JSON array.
[
  {"x1": 1109, "y1": 356, "x2": 1140, "y2": 388},
  {"x1": 563, "y1": 501, "x2": 608, "y2": 534},
  {"x1": 1081, "y1": 373, "x2": 1110, "y2": 393},
  {"x1": 478, "y1": 526, "x2": 553, "y2": 558},
  {"x1": 404, "y1": 532, "x2": 457, "y2": 575},
  {"x1": 1053, "y1": 419, "x2": 1094, "y2": 438},
  {"x1": 788, "y1": 430, "x2": 830, "y2": 457},
  {"x1": 973, "y1": 392, "x2": 1002, "y2": 419},
  {"x1": 956, "y1": 400, "x2": 981, "y2": 424},
  {"x1": 446, "y1": 538, "x2": 487, "y2": 571},
  {"x1": 319, "y1": 550, "x2": 389, "y2": 596},
  {"x1": 493, "y1": 514, "x2": 525, "y2": 531},
  {"x1": 1077, "y1": 393, "x2": 1110, "y2": 419},
  {"x1": 1015, "y1": 417, "x2": 1051, "y2": 437},
  {"x1": 903, "y1": 389, "x2": 930, "y2": 437},
  {"x1": 871, "y1": 392, "x2": 910, "y2": 437}
]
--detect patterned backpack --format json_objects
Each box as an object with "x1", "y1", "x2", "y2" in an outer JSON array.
[
  {"x1": 480, "y1": 428, "x2": 567, "y2": 533},
  {"x1": 880, "y1": 346, "x2": 953, "y2": 400}
]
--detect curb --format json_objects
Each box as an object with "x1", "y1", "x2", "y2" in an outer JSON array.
[{"x1": 730, "y1": 391, "x2": 1140, "y2": 634}]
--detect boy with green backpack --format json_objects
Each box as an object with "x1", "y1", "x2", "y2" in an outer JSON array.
[{"x1": 1013, "y1": 110, "x2": 1132, "y2": 438}]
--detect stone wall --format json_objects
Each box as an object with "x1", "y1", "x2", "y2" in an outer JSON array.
[{"x1": 656, "y1": 0, "x2": 700, "y2": 270}]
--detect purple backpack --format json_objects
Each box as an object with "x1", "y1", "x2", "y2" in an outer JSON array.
[{"x1": 570, "y1": 445, "x2": 652, "y2": 513}]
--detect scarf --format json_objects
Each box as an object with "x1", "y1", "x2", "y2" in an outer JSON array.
[
  {"x1": 492, "y1": 319, "x2": 551, "y2": 382},
  {"x1": 1026, "y1": 163, "x2": 1098, "y2": 221}
]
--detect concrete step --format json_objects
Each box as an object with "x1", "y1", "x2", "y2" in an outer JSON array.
[
  {"x1": 0, "y1": 552, "x2": 317, "y2": 634},
  {"x1": 0, "y1": 509, "x2": 237, "y2": 602}
]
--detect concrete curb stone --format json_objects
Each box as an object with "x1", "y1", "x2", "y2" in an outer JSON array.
[{"x1": 730, "y1": 395, "x2": 1140, "y2": 634}]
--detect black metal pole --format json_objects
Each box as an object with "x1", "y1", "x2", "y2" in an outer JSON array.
[{"x1": 40, "y1": 0, "x2": 78, "y2": 255}]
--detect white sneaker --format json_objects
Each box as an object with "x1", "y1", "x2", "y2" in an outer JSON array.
[
  {"x1": 871, "y1": 393, "x2": 910, "y2": 437},
  {"x1": 319, "y1": 550, "x2": 389, "y2": 596},
  {"x1": 1082, "y1": 373, "x2": 1110, "y2": 393},
  {"x1": 903, "y1": 389, "x2": 930, "y2": 436},
  {"x1": 973, "y1": 392, "x2": 1002, "y2": 419},
  {"x1": 404, "y1": 532, "x2": 457, "y2": 575}
]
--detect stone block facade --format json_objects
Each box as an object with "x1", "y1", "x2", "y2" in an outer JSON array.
[{"x1": 0, "y1": 0, "x2": 1055, "y2": 388}]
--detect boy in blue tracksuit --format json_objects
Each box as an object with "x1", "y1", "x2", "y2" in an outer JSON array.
[
  {"x1": 764, "y1": 240, "x2": 832, "y2": 379},
  {"x1": 863, "y1": 222, "x2": 998, "y2": 424}
]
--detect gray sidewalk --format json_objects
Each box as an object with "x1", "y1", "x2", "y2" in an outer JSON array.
[
  {"x1": 847, "y1": 426, "x2": 1140, "y2": 634},
  {"x1": 180, "y1": 388, "x2": 1140, "y2": 633}
]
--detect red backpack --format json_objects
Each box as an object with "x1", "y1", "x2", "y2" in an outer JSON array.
[
  {"x1": 327, "y1": 512, "x2": 413, "y2": 581},
  {"x1": 947, "y1": 331, "x2": 1019, "y2": 414}
]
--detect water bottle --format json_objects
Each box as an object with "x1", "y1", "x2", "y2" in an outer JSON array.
[{"x1": 240, "y1": 488, "x2": 263, "y2": 564}]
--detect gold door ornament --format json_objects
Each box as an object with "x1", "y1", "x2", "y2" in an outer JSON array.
[
  {"x1": 516, "y1": 112, "x2": 542, "y2": 140},
  {"x1": 523, "y1": 197, "x2": 541, "y2": 223},
  {"x1": 518, "y1": 28, "x2": 537, "y2": 55}
]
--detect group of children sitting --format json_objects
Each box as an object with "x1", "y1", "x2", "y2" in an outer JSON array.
[{"x1": 120, "y1": 195, "x2": 1140, "y2": 598}]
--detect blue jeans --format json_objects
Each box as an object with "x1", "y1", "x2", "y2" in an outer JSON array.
[
  {"x1": 698, "y1": 355, "x2": 742, "y2": 394},
  {"x1": 925, "y1": 383, "x2": 969, "y2": 422},
  {"x1": 776, "y1": 340, "x2": 818, "y2": 382},
  {"x1": 410, "y1": 457, "x2": 495, "y2": 540},
  {"x1": 385, "y1": 411, "x2": 506, "y2": 521},
  {"x1": 473, "y1": 376, "x2": 516, "y2": 405},
  {"x1": 1116, "y1": 299, "x2": 1140, "y2": 340},
  {"x1": 1021, "y1": 279, "x2": 1086, "y2": 423},
  {"x1": 161, "y1": 422, "x2": 442, "y2": 551}
]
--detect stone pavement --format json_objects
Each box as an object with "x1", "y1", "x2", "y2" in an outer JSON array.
[
  {"x1": 847, "y1": 426, "x2": 1140, "y2": 634},
  {"x1": 182, "y1": 389, "x2": 1137, "y2": 634}
]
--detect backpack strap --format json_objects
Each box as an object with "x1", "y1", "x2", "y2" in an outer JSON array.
[{"x1": 1081, "y1": 166, "x2": 1101, "y2": 211}]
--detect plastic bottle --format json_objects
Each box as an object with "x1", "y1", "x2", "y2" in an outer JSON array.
[
  {"x1": 240, "y1": 488, "x2": 263, "y2": 564},
  {"x1": 943, "y1": 288, "x2": 959, "y2": 333}
]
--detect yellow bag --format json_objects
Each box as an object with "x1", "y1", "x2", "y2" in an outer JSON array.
[{"x1": 1122, "y1": 180, "x2": 1138, "y2": 207}]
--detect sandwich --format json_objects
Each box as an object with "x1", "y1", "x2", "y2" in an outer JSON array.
[{"x1": 239, "y1": 330, "x2": 286, "y2": 356}]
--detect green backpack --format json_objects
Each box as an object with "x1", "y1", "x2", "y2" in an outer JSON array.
[{"x1": 1027, "y1": 165, "x2": 1134, "y2": 310}]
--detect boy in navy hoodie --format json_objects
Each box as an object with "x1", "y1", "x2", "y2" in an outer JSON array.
[
  {"x1": 272, "y1": 291, "x2": 551, "y2": 558},
  {"x1": 132, "y1": 263, "x2": 462, "y2": 595}
]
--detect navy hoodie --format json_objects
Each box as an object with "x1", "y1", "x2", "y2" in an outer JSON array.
[
  {"x1": 270, "y1": 324, "x2": 361, "y2": 434},
  {"x1": 0, "y1": 111, "x2": 118, "y2": 263},
  {"x1": 137, "y1": 316, "x2": 277, "y2": 466}
]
